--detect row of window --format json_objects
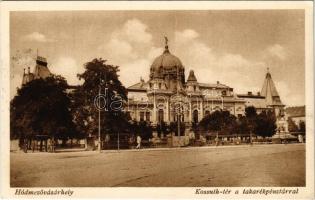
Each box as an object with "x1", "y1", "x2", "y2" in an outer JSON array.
[
  {"x1": 148, "y1": 83, "x2": 228, "y2": 96},
  {"x1": 136, "y1": 108, "x2": 243, "y2": 123},
  {"x1": 139, "y1": 111, "x2": 151, "y2": 122}
]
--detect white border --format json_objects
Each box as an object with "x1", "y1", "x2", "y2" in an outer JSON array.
[{"x1": 0, "y1": 1, "x2": 313, "y2": 199}]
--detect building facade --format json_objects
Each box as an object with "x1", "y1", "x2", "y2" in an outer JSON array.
[
  {"x1": 20, "y1": 40, "x2": 288, "y2": 139},
  {"x1": 127, "y1": 39, "x2": 287, "y2": 135}
]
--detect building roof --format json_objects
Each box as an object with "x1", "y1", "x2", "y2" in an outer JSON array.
[
  {"x1": 199, "y1": 82, "x2": 230, "y2": 89},
  {"x1": 21, "y1": 56, "x2": 51, "y2": 86},
  {"x1": 261, "y1": 71, "x2": 284, "y2": 106},
  {"x1": 237, "y1": 92, "x2": 264, "y2": 99},
  {"x1": 244, "y1": 97, "x2": 268, "y2": 109},
  {"x1": 34, "y1": 56, "x2": 51, "y2": 79},
  {"x1": 151, "y1": 49, "x2": 183, "y2": 71},
  {"x1": 187, "y1": 70, "x2": 197, "y2": 82},
  {"x1": 285, "y1": 106, "x2": 305, "y2": 117},
  {"x1": 127, "y1": 80, "x2": 147, "y2": 91}
]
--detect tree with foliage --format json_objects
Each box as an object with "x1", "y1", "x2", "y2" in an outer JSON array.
[
  {"x1": 244, "y1": 106, "x2": 258, "y2": 143},
  {"x1": 138, "y1": 120, "x2": 153, "y2": 140},
  {"x1": 198, "y1": 110, "x2": 236, "y2": 136},
  {"x1": 156, "y1": 121, "x2": 170, "y2": 137},
  {"x1": 70, "y1": 58, "x2": 130, "y2": 141},
  {"x1": 10, "y1": 75, "x2": 76, "y2": 151},
  {"x1": 170, "y1": 121, "x2": 186, "y2": 136},
  {"x1": 234, "y1": 115, "x2": 250, "y2": 136},
  {"x1": 245, "y1": 106, "x2": 258, "y2": 119},
  {"x1": 255, "y1": 110, "x2": 277, "y2": 137}
]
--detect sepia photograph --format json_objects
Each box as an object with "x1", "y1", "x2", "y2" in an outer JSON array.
[{"x1": 0, "y1": 1, "x2": 314, "y2": 199}]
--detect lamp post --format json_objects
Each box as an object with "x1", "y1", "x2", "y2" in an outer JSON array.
[
  {"x1": 97, "y1": 72, "x2": 107, "y2": 153},
  {"x1": 98, "y1": 78, "x2": 101, "y2": 152},
  {"x1": 221, "y1": 96, "x2": 224, "y2": 110}
]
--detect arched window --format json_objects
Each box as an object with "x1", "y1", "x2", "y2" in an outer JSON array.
[
  {"x1": 159, "y1": 83, "x2": 161, "y2": 89},
  {"x1": 193, "y1": 110, "x2": 198, "y2": 123},
  {"x1": 205, "y1": 110, "x2": 210, "y2": 116},
  {"x1": 158, "y1": 109, "x2": 164, "y2": 123}
]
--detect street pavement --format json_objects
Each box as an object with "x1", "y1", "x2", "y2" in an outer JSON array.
[{"x1": 10, "y1": 143, "x2": 305, "y2": 187}]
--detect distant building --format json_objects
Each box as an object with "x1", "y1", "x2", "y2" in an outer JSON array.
[
  {"x1": 127, "y1": 39, "x2": 245, "y2": 129},
  {"x1": 22, "y1": 56, "x2": 51, "y2": 85},
  {"x1": 127, "y1": 38, "x2": 288, "y2": 140},
  {"x1": 20, "y1": 41, "x2": 290, "y2": 141},
  {"x1": 237, "y1": 70, "x2": 287, "y2": 134},
  {"x1": 285, "y1": 106, "x2": 305, "y2": 129}
]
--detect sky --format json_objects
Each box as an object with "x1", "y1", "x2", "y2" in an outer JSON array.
[{"x1": 10, "y1": 10, "x2": 305, "y2": 106}]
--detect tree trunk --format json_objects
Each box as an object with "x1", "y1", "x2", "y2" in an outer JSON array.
[
  {"x1": 31, "y1": 139, "x2": 35, "y2": 152},
  {"x1": 62, "y1": 139, "x2": 67, "y2": 147},
  {"x1": 52, "y1": 136, "x2": 55, "y2": 153},
  {"x1": 45, "y1": 139, "x2": 48, "y2": 152},
  {"x1": 23, "y1": 138, "x2": 28, "y2": 153},
  {"x1": 40, "y1": 140, "x2": 43, "y2": 152}
]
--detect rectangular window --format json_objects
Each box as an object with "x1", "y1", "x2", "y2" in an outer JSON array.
[
  {"x1": 146, "y1": 112, "x2": 150, "y2": 122},
  {"x1": 140, "y1": 112, "x2": 145, "y2": 121}
]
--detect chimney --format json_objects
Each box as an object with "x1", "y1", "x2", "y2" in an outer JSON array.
[
  {"x1": 217, "y1": 81, "x2": 220, "y2": 84},
  {"x1": 248, "y1": 91, "x2": 252, "y2": 95},
  {"x1": 257, "y1": 92, "x2": 261, "y2": 96}
]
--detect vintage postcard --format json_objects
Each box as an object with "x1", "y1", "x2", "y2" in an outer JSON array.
[{"x1": 0, "y1": 1, "x2": 314, "y2": 199}]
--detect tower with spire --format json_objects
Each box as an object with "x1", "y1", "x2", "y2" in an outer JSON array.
[
  {"x1": 261, "y1": 68, "x2": 285, "y2": 117},
  {"x1": 186, "y1": 70, "x2": 201, "y2": 95}
]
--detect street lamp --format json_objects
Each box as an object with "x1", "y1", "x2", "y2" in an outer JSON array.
[
  {"x1": 98, "y1": 78, "x2": 101, "y2": 152},
  {"x1": 221, "y1": 96, "x2": 224, "y2": 110}
]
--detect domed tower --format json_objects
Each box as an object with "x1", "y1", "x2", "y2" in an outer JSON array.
[
  {"x1": 149, "y1": 37, "x2": 185, "y2": 92},
  {"x1": 186, "y1": 70, "x2": 200, "y2": 94}
]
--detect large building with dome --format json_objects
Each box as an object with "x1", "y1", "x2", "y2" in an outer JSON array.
[
  {"x1": 20, "y1": 38, "x2": 288, "y2": 144},
  {"x1": 126, "y1": 38, "x2": 287, "y2": 141}
]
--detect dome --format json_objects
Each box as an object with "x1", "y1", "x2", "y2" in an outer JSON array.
[{"x1": 150, "y1": 47, "x2": 183, "y2": 71}]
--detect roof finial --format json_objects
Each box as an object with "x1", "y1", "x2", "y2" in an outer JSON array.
[
  {"x1": 267, "y1": 67, "x2": 269, "y2": 73},
  {"x1": 164, "y1": 36, "x2": 168, "y2": 47},
  {"x1": 164, "y1": 36, "x2": 169, "y2": 53}
]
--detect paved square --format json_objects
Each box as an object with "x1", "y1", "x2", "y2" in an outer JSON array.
[{"x1": 10, "y1": 144, "x2": 305, "y2": 187}]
